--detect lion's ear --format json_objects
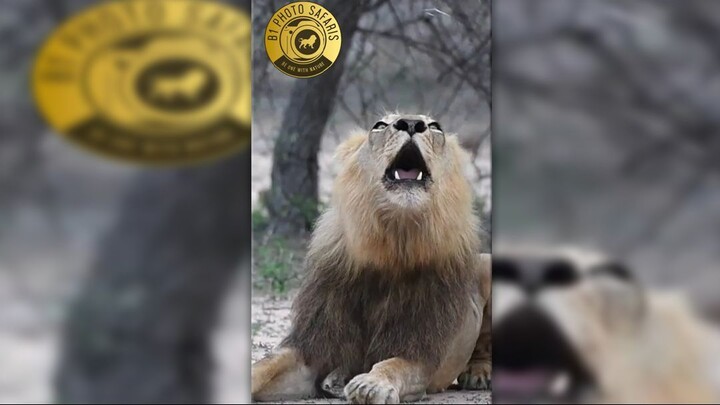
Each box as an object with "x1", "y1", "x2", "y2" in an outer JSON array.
[{"x1": 334, "y1": 134, "x2": 365, "y2": 161}]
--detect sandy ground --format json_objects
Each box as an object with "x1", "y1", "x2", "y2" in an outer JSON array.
[{"x1": 251, "y1": 294, "x2": 491, "y2": 404}]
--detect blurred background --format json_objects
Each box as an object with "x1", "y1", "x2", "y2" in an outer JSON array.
[
  {"x1": 494, "y1": 1, "x2": 720, "y2": 403},
  {"x1": 250, "y1": 0, "x2": 490, "y2": 402},
  {"x1": 495, "y1": 0, "x2": 720, "y2": 317},
  {"x1": 0, "y1": 0, "x2": 251, "y2": 403}
]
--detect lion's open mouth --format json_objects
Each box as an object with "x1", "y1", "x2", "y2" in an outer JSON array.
[
  {"x1": 494, "y1": 305, "x2": 596, "y2": 404},
  {"x1": 384, "y1": 141, "x2": 431, "y2": 188}
]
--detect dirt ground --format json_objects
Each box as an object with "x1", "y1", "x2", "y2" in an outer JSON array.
[{"x1": 251, "y1": 294, "x2": 491, "y2": 404}]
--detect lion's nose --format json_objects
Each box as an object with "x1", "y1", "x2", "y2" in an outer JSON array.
[{"x1": 394, "y1": 119, "x2": 426, "y2": 136}]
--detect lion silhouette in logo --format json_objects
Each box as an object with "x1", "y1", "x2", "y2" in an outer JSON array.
[
  {"x1": 298, "y1": 34, "x2": 317, "y2": 50},
  {"x1": 150, "y1": 67, "x2": 209, "y2": 102}
]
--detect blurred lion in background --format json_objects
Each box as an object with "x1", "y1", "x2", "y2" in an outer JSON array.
[
  {"x1": 251, "y1": 113, "x2": 491, "y2": 403},
  {"x1": 492, "y1": 244, "x2": 720, "y2": 404}
]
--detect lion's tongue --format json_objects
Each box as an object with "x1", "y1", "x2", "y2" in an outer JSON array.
[
  {"x1": 396, "y1": 169, "x2": 419, "y2": 180},
  {"x1": 494, "y1": 369, "x2": 554, "y2": 396}
]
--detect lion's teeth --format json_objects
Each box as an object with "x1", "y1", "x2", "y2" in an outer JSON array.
[
  {"x1": 417, "y1": 171, "x2": 423, "y2": 181},
  {"x1": 550, "y1": 372, "x2": 570, "y2": 396},
  {"x1": 394, "y1": 170, "x2": 400, "y2": 180}
]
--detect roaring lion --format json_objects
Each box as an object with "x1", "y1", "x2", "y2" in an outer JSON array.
[
  {"x1": 251, "y1": 114, "x2": 491, "y2": 403},
  {"x1": 493, "y1": 245, "x2": 720, "y2": 404}
]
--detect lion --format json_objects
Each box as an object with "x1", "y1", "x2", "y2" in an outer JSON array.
[
  {"x1": 492, "y1": 244, "x2": 720, "y2": 404},
  {"x1": 150, "y1": 67, "x2": 208, "y2": 101},
  {"x1": 251, "y1": 113, "x2": 491, "y2": 403},
  {"x1": 298, "y1": 34, "x2": 317, "y2": 50}
]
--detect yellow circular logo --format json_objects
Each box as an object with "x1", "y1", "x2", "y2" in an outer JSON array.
[
  {"x1": 33, "y1": 0, "x2": 251, "y2": 165},
  {"x1": 265, "y1": 1, "x2": 341, "y2": 78}
]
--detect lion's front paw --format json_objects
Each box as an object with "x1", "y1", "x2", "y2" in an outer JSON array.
[
  {"x1": 457, "y1": 359, "x2": 491, "y2": 390},
  {"x1": 321, "y1": 368, "x2": 348, "y2": 398},
  {"x1": 344, "y1": 373, "x2": 400, "y2": 404}
]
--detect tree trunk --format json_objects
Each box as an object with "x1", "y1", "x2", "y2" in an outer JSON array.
[
  {"x1": 266, "y1": 0, "x2": 369, "y2": 236},
  {"x1": 55, "y1": 147, "x2": 252, "y2": 403}
]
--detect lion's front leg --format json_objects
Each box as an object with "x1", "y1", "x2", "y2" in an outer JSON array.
[
  {"x1": 344, "y1": 358, "x2": 430, "y2": 404},
  {"x1": 457, "y1": 307, "x2": 492, "y2": 389},
  {"x1": 251, "y1": 347, "x2": 317, "y2": 402},
  {"x1": 458, "y1": 252, "x2": 492, "y2": 390}
]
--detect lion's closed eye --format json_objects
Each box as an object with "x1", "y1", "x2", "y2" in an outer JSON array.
[
  {"x1": 589, "y1": 262, "x2": 634, "y2": 283},
  {"x1": 372, "y1": 121, "x2": 388, "y2": 130}
]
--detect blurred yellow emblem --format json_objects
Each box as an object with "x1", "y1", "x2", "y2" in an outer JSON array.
[
  {"x1": 265, "y1": 1, "x2": 341, "y2": 78},
  {"x1": 33, "y1": 0, "x2": 251, "y2": 165}
]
